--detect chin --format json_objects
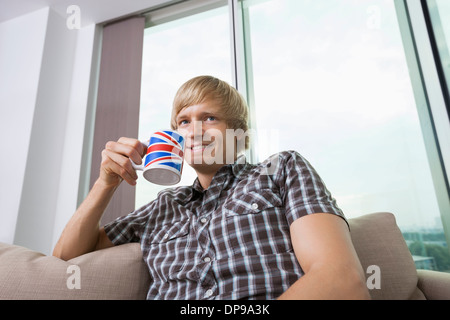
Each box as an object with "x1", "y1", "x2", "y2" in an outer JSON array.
[{"x1": 186, "y1": 153, "x2": 225, "y2": 169}]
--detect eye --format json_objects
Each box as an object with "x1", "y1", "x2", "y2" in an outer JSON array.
[
  {"x1": 205, "y1": 116, "x2": 216, "y2": 121},
  {"x1": 178, "y1": 119, "x2": 189, "y2": 126}
]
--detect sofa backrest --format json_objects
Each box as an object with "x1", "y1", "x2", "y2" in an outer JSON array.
[{"x1": 348, "y1": 212, "x2": 425, "y2": 299}]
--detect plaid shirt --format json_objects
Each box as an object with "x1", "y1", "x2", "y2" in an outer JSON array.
[{"x1": 104, "y1": 150, "x2": 345, "y2": 300}]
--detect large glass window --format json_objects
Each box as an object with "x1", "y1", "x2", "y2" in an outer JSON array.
[
  {"x1": 136, "y1": 5, "x2": 232, "y2": 208},
  {"x1": 242, "y1": 0, "x2": 450, "y2": 271}
]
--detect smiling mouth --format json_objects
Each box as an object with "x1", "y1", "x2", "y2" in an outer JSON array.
[{"x1": 188, "y1": 142, "x2": 215, "y2": 153}]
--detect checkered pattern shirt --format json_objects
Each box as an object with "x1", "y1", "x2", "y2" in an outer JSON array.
[{"x1": 104, "y1": 150, "x2": 345, "y2": 300}]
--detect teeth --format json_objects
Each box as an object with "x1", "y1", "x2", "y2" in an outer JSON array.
[
  {"x1": 191, "y1": 145, "x2": 204, "y2": 151},
  {"x1": 190, "y1": 143, "x2": 214, "y2": 152}
]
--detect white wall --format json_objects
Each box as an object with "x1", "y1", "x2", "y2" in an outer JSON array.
[
  {"x1": 12, "y1": 8, "x2": 84, "y2": 254},
  {"x1": 0, "y1": 8, "x2": 50, "y2": 245},
  {"x1": 0, "y1": 8, "x2": 99, "y2": 255},
  {"x1": 51, "y1": 23, "x2": 101, "y2": 249}
]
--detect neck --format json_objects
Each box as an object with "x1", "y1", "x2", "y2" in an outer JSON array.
[
  {"x1": 194, "y1": 163, "x2": 225, "y2": 190},
  {"x1": 192, "y1": 153, "x2": 240, "y2": 190}
]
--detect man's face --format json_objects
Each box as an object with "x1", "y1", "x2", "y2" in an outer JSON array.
[{"x1": 175, "y1": 100, "x2": 235, "y2": 171}]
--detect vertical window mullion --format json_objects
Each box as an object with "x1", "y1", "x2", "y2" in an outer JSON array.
[{"x1": 229, "y1": 0, "x2": 257, "y2": 163}]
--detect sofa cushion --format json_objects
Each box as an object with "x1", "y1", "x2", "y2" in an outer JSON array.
[
  {"x1": 0, "y1": 212, "x2": 428, "y2": 300},
  {"x1": 348, "y1": 212, "x2": 425, "y2": 300},
  {"x1": 0, "y1": 242, "x2": 150, "y2": 299}
]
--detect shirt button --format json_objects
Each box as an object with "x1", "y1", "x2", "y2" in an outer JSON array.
[
  {"x1": 163, "y1": 233, "x2": 169, "y2": 239},
  {"x1": 204, "y1": 256, "x2": 211, "y2": 263},
  {"x1": 200, "y1": 218, "x2": 207, "y2": 224},
  {"x1": 205, "y1": 289, "x2": 213, "y2": 298},
  {"x1": 251, "y1": 203, "x2": 259, "y2": 210}
]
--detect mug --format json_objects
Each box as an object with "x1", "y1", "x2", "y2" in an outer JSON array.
[{"x1": 131, "y1": 130, "x2": 185, "y2": 185}]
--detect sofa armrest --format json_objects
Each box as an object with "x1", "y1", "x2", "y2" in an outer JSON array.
[{"x1": 417, "y1": 269, "x2": 450, "y2": 300}]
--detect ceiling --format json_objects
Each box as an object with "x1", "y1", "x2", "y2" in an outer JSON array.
[{"x1": 0, "y1": 0, "x2": 173, "y2": 25}]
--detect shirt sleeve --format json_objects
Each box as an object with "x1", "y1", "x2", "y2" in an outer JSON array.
[
  {"x1": 278, "y1": 151, "x2": 346, "y2": 226},
  {"x1": 103, "y1": 200, "x2": 156, "y2": 245}
]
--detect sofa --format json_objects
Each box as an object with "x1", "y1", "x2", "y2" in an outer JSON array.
[{"x1": 1, "y1": 212, "x2": 449, "y2": 299}]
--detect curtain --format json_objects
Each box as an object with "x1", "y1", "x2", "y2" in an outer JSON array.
[{"x1": 90, "y1": 16, "x2": 145, "y2": 225}]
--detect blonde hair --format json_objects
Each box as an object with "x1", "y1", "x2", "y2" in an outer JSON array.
[{"x1": 171, "y1": 75, "x2": 250, "y2": 149}]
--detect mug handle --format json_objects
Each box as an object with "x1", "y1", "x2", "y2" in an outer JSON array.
[
  {"x1": 130, "y1": 139, "x2": 149, "y2": 171},
  {"x1": 130, "y1": 159, "x2": 144, "y2": 171}
]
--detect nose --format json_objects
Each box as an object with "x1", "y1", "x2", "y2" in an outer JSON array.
[
  {"x1": 179, "y1": 121, "x2": 204, "y2": 145},
  {"x1": 184, "y1": 120, "x2": 203, "y2": 138}
]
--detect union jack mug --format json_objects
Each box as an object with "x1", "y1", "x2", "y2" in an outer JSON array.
[{"x1": 131, "y1": 130, "x2": 185, "y2": 185}]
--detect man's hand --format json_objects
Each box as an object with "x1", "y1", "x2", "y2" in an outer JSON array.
[{"x1": 100, "y1": 137, "x2": 147, "y2": 187}]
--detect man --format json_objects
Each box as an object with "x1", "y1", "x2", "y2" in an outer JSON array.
[{"x1": 53, "y1": 76, "x2": 370, "y2": 300}]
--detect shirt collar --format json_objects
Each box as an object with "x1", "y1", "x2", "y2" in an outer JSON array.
[
  {"x1": 231, "y1": 154, "x2": 252, "y2": 178},
  {"x1": 190, "y1": 154, "x2": 251, "y2": 194}
]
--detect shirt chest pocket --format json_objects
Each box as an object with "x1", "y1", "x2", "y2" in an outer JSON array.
[
  {"x1": 148, "y1": 219, "x2": 190, "y2": 245},
  {"x1": 219, "y1": 189, "x2": 291, "y2": 256},
  {"x1": 223, "y1": 189, "x2": 282, "y2": 216}
]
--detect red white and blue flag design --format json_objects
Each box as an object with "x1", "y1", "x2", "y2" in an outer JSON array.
[{"x1": 145, "y1": 130, "x2": 185, "y2": 172}]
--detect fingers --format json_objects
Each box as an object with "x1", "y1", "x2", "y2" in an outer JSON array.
[
  {"x1": 100, "y1": 137, "x2": 147, "y2": 186},
  {"x1": 101, "y1": 149, "x2": 137, "y2": 185},
  {"x1": 105, "y1": 142, "x2": 140, "y2": 166},
  {"x1": 117, "y1": 137, "x2": 147, "y2": 158}
]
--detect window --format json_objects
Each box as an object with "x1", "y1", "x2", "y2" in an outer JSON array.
[
  {"x1": 136, "y1": 4, "x2": 232, "y2": 209},
  {"x1": 134, "y1": 0, "x2": 450, "y2": 272},
  {"x1": 241, "y1": 0, "x2": 450, "y2": 272}
]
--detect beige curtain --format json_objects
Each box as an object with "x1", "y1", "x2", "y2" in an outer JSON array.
[{"x1": 90, "y1": 16, "x2": 145, "y2": 225}]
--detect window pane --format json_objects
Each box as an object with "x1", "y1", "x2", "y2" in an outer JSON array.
[
  {"x1": 427, "y1": 0, "x2": 450, "y2": 107},
  {"x1": 244, "y1": 0, "x2": 450, "y2": 271},
  {"x1": 136, "y1": 6, "x2": 232, "y2": 209}
]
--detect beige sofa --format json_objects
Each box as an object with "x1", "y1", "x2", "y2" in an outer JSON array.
[{"x1": 1, "y1": 212, "x2": 450, "y2": 300}]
